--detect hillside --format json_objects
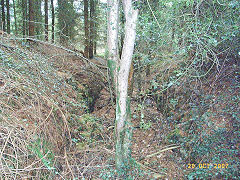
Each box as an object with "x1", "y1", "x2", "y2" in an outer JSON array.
[{"x1": 0, "y1": 34, "x2": 110, "y2": 179}]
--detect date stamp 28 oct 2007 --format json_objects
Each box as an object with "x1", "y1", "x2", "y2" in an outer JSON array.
[{"x1": 188, "y1": 163, "x2": 229, "y2": 169}]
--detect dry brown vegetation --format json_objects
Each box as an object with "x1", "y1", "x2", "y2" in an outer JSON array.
[{"x1": 0, "y1": 34, "x2": 112, "y2": 179}]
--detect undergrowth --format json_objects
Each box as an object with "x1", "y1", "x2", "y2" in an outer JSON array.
[
  {"x1": 0, "y1": 40, "x2": 87, "y2": 178},
  {"x1": 165, "y1": 76, "x2": 239, "y2": 179}
]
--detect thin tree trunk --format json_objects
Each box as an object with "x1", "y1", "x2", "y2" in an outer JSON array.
[
  {"x1": 115, "y1": 0, "x2": 138, "y2": 172},
  {"x1": 0, "y1": 5, "x2": 2, "y2": 29},
  {"x1": 28, "y1": 0, "x2": 34, "y2": 37},
  {"x1": 44, "y1": 0, "x2": 48, "y2": 41},
  {"x1": 93, "y1": 0, "x2": 98, "y2": 55},
  {"x1": 6, "y1": 0, "x2": 9, "y2": 33},
  {"x1": 51, "y1": 0, "x2": 54, "y2": 43},
  {"x1": 137, "y1": 56, "x2": 142, "y2": 92},
  {"x1": 34, "y1": 0, "x2": 42, "y2": 38},
  {"x1": 13, "y1": 0, "x2": 17, "y2": 33},
  {"x1": 94, "y1": 41, "x2": 97, "y2": 55},
  {"x1": 57, "y1": 0, "x2": 63, "y2": 43},
  {"x1": 84, "y1": 0, "x2": 89, "y2": 58},
  {"x1": 107, "y1": 0, "x2": 119, "y2": 90},
  {"x1": 1, "y1": 0, "x2": 6, "y2": 32},
  {"x1": 128, "y1": 61, "x2": 134, "y2": 97},
  {"x1": 89, "y1": 0, "x2": 94, "y2": 58},
  {"x1": 22, "y1": 0, "x2": 26, "y2": 37}
]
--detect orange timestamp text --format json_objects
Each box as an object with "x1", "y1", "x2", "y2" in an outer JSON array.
[{"x1": 188, "y1": 163, "x2": 229, "y2": 169}]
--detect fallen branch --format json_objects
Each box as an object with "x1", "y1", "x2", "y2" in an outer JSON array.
[{"x1": 145, "y1": 145, "x2": 181, "y2": 159}]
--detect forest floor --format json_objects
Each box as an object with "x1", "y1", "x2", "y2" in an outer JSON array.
[{"x1": 0, "y1": 34, "x2": 239, "y2": 179}]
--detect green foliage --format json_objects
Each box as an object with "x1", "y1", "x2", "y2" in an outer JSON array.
[
  {"x1": 134, "y1": 4, "x2": 239, "y2": 177},
  {"x1": 28, "y1": 138, "x2": 56, "y2": 171},
  {"x1": 99, "y1": 157, "x2": 144, "y2": 180},
  {"x1": 136, "y1": 0, "x2": 240, "y2": 80},
  {"x1": 167, "y1": 91, "x2": 240, "y2": 179},
  {"x1": 73, "y1": 114, "x2": 103, "y2": 149},
  {"x1": 139, "y1": 119, "x2": 152, "y2": 130},
  {"x1": 135, "y1": 103, "x2": 152, "y2": 130},
  {"x1": 166, "y1": 128, "x2": 181, "y2": 143}
]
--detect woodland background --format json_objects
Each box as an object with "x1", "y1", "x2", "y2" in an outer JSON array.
[{"x1": 0, "y1": 0, "x2": 239, "y2": 179}]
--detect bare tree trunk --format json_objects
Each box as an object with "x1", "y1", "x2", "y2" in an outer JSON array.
[
  {"x1": 6, "y1": 0, "x2": 9, "y2": 33},
  {"x1": 93, "y1": 0, "x2": 98, "y2": 55},
  {"x1": 0, "y1": 4, "x2": 2, "y2": 29},
  {"x1": 84, "y1": 0, "x2": 89, "y2": 58},
  {"x1": 57, "y1": 0, "x2": 65, "y2": 44},
  {"x1": 34, "y1": 0, "x2": 42, "y2": 38},
  {"x1": 94, "y1": 41, "x2": 97, "y2": 55},
  {"x1": 44, "y1": 0, "x2": 48, "y2": 41},
  {"x1": 22, "y1": 0, "x2": 27, "y2": 37},
  {"x1": 28, "y1": 0, "x2": 34, "y2": 37},
  {"x1": 1, "y1": 0, "x2": 6, "y2": 32},
  {"x1": 89, "y1": 0, "x2": 94, "y2": 58},
  {"x1": 115, "y1": 0, "x2": 138, "y2": 173},
  {"x1": 107, "y1": 0, "x2": 138, "y2": 174},
  {"x1": 107, "y1": 0, "x2": 119, "y2": 90},
  {"x1": 51, "y1": 0, "x2": 54, "y2": 43},
  {"x1": 128, "y1": 61, "x2": 134, "y2": 97},
  {"x1": 13, "y1": 0, "x2": 17, "y2": 33}
]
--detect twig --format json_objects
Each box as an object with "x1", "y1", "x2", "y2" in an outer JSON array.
[
  {"x1": 136, "y1": 161, "x2": 167, "y2": 175},
  {"x1": 64, "y1": 147, "x2": 75, "y2": 180},
  {"x1": 0, "y1": 128, "x2": 14, "y2": 161},
  {"x1": 145, "y1": 145, "x2": 181, "y2": 159}
]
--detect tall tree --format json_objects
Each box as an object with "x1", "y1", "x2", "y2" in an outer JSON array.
[
  {"x1": 93, "y1": 1, "x2": 98, "y2": 55},
  {"x1": 84, "y1": 0, "x2": 89, "y2": 58},
  {"x1": 1, "y1": 0, "x2": 6, "y2": 32},
  {"x1": 28, "y1": 0, "x2": 34, "y2": 37},
  {"x1": 107, "y1": 0, "x2": 138, "y2": 174},
  {"x1": 13, "y1": 0, "x2": 17, "y2": 33},
  {"x1": 44, "y1": 0, "x2": 48, "y2": 41},
  {"x1": 34, "y1": 0, "x2": 43, "y2": 38},
  {"x1": 6, "y1": 0, "x2": 9, "y2": 33},
  {"x1": 22, "y1": 0, "x2": 27, "y2": 37},
  {"x1": 89, "y1": 0, "x2": 95, "y2": 58},
  {"x1": 57, "y1": 0, "x2": 66, "y2": 44},
  {"x1": 116, "y1": 0, "x2": 138, "y2": 172},
  {"x1": 51, "y1": 0, "x2": 54, "y2": 43}
]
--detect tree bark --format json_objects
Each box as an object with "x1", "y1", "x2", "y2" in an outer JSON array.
[
  {"x1": 6, "y1": 0, "x2": 10, "y2": 33},
  {"x1": 1, "y1": 0, "x2": 6, "y2": 32},
  {"x1": 84, "y1": 0, "x2": 89, "y2": 58},
  {"x1": 115, "y1": 0, "x2": 138, "y2": 172},
  {"x1": 57, "y1": 0, "x2": 65, "y2": 44},
  {"x1": 89, "y1": 0, "x2": 95, "y2": 59},
  {"x1": 107, "y1": 0, "x2": 119, "y2": 89},
  {"x1": 22, "y1": 0, "x2": 27, "y2": 37},
  {"x1": 28, "y1": 0, "x2": 34, "y2": 37},
  {"x1": 119, "y1": 10, "x2": 125, "y2": 59},
  {"x1": 13, "y1": 0, "x2": 17, "y2": 33},
  {"x1": 44, "y1": 0, "x2": 48, "y2": 41},
  {"x1": 93, "y1": 0, "x2": 98, "y2": 55},
  {"x1": 94, "y1": 41, "x2": 97, "y2": 55},
  {"x1": 34, "y1": 0, "x2": 42, "y2": 38},
  {"x1": 51, "y1": 0, "x2": 54, "y2": 43}
]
